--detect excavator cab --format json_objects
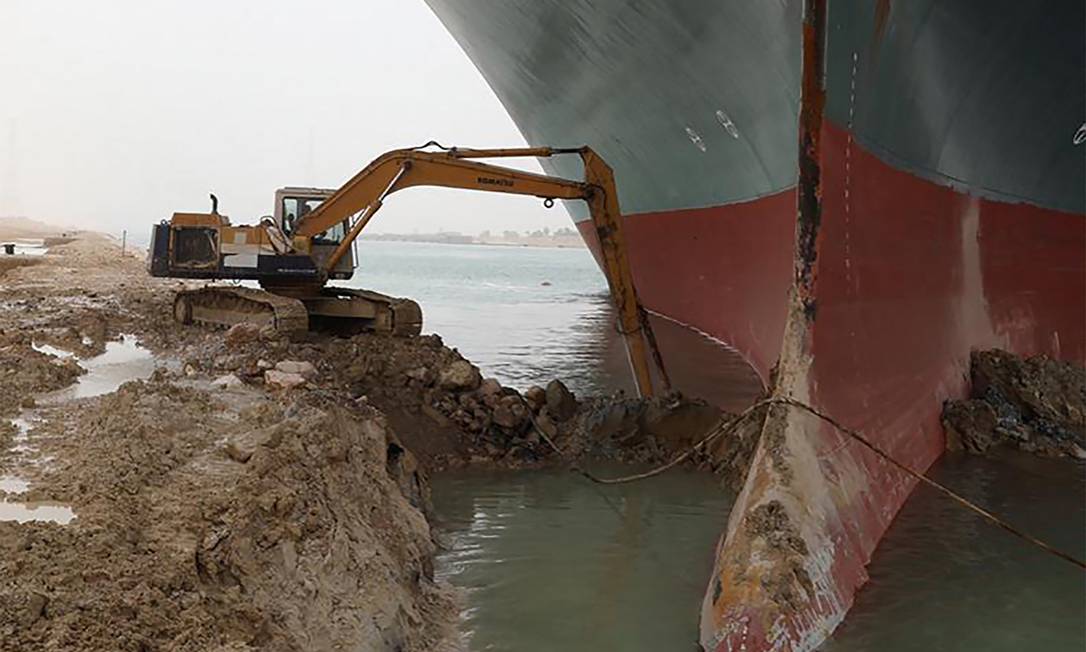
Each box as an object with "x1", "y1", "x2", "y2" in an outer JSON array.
[
  {"x1": 272, "y1": 187, "x2": 354, "y2": 277},
  {"x1": 147, "y1": 187, "x2": 419, "y2": 336}
]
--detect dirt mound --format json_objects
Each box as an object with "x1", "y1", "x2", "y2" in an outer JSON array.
[
  {"x1": 1, "y1": 378, "x2": 455, "y2": 651},
  {"x1": 171, "y1": 327, "x2": 755, "y2": 481},
  {"x1": 0, "y1": 256, "x2": 43, "y2": 278},
  {"x1": 0, "y1": 341, "x2": 84, "y2": 417},
  {"x1": 942, "y1": 349, "x2": 1086, "y2": 458}
]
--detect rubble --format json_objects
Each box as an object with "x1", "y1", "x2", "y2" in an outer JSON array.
[
  {"x1": 943, "y1": 349, "x2": 1086, "y2": 458},
  {"x1": 264, "y1": 369, "x2": 307, "y2": 391},
  {"x1": 438, "y1": 360, "x2": 481, "y2": 391},
  {"x1": 274, "y1": 359, "x2": 317, "y2": 378},
  {"x1": 545, "y1": 379, "x2": 578, "y2": 421},
  {"x1": 211, "y1": 374, "x2": 244, "y2": 389}
]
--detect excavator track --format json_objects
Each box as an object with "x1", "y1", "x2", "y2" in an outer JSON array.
[
  {"x1": 173, "y1": 286, "x2": 309, "y2": 334},
  {"x1": 316, "y1": 287, "x2": 423, "y2": 336},
  {"x1": 173, "y1": 286, "x2": 422, "y2": 336}
]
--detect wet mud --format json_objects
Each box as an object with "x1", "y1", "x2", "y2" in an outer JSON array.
[
  {"x1": 0, "y1": 230, "x2": 752, "y2": 651},
  {"x1": 943, "y1": 350, "x2": 1086, "y2": 459}
]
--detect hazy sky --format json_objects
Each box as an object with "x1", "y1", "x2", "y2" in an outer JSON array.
[{"x1": 0, "y1": 0, "x2": 570, "y2": 238}]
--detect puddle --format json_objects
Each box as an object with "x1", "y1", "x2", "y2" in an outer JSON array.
[
  {"x1": 0, "y1": 475, "x2": 29, "y2": 494},
  {"x1": 0, "y1": 500, "x2": 75, "y2": 524},
  {"x1": 31, "y1": 342, "x2": 76, "y2": 360},
  {"x1": 0, "y1": 335, "x2": 156, "y2": 522},
  {"x1": 41, "y1": 335, "x2": 156, "y2": 401}
]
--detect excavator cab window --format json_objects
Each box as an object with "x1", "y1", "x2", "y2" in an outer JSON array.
[
  {"x1": 281, "y1": 196, "x2": 341, "y2": 241},
  {"x1": 313, "y1": 221, "x2": 347, "y2": 245}
]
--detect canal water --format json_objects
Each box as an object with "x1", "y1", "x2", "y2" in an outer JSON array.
[
  {"x1": 350, "y1": 240, "x2": 1084, "y2": 651},
  {"x1": 350, "y1": 239, "x2": 763, "y2": 411},
  {"x1": 431, "y1": 466, "x2": 731, "y2": 651}
]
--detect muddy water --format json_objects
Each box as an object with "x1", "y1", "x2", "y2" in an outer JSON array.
[
  {"x1": 431, "y1": 467, "x2": 731, "y2": 651},
  {"x1": 0, "y1": 501, "x2": 75, "y2": 524},
  {"x1": 357, "y1": 241, "x2": 1083, "y2": 648},
  {"x1": 39, "y1": 335, "x2": 156, "y2": 402},
  {"x1": 1, "y1": 335, "x2": 157, "y2": 523},
  {"x1": 825, "y1": 452, "x2": 1085, "y2": 651}
]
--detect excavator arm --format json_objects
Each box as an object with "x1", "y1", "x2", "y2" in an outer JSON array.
[{"x1": 295, "y1": 144, "x2": 669, "y2": 398}]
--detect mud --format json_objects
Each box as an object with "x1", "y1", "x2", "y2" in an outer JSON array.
[
  {"x1": 0, "y1": 228, "x2": 750, "y2": 651},
  {"x1": 0, "y1": 343, "x2": 84, "y2": 418},
  {"x1": 943, "y1": 350, "x2": 1086, "y2": 458},
  {"x1": 743, "y1": 500, "x2": 813, "y2": 610},
  {"x1": 1, "y1": 380, "x2": 454, "y2": 651},
  {"x1": 0, "y1": 257, "x2": 43, "y2": 278}
]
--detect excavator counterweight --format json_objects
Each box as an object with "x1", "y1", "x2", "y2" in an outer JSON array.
[{"x1": 148, "y1": 144, "x2": 667, "y2": 397}]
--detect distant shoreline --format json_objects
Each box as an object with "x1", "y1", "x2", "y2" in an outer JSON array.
[{"x1": 361, "y1": 233, "x2": 586, "y2": 250}]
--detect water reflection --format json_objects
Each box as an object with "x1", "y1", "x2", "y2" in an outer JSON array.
[{"x1": 40, "y1": 335, "x2": 155, "y2": 402}]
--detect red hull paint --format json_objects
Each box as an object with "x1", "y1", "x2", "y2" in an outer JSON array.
[
  {"x1": 583, "y1": 120, "x2": 1085, "y2": 650},
  {"x1": 577, "y1": 191, "x2": 797, "y2": 382}
]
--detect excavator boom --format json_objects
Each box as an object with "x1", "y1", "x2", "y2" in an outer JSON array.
[{"x1": 149, "y1": 144, "x2": 667, "y2": 397}]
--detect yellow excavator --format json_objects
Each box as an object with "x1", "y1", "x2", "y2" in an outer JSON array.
[{"x1": 148, "y1": 143, "x2": 666, "y2": 396}]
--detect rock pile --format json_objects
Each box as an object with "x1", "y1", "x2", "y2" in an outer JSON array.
[
  {"x1": 172, "y1": 327, "x2": 747, "y2": 476},
  {"x1": 942, "y1": 349, "x2": 1086, "y2": 458}
]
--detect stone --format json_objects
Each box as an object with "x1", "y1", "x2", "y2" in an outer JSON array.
[
  {"x1": 211, "y1": 374, "x2": 243, "y2": 389},
  {"x1": 942, "y1": 399, "x2": 1000, "y2": 454},
  {"x1": 224, "y1": 322, "x2": 262, "y2": 346},
  {"x1": 22, "y1": 592, "x2": 48, "y2": 627},
  {"x1": 405, "y1": 366, "x2": 433, "y2": 384},
  {"x1": 275, "y1": 360, "x2": 317, "y2": 379},
  {"x1": 224, "y1": 439, "x2": 255, "y2": 463},
  {"x1": 479, "y1": 378, "x2": 503, "y2": 397},
  {"x1": 264, "y1": 370, "x2": 307, "y2": 391},
  {"x1": 535, "y1": 413, "x2": 558, "y2": 439},
  {"x1": 545, "y1": 379, "x2": 577, "y2": 422},
  {"x1": 257, "y1": 359, "x2": 273, "y2": 370},
  {"x1": 524, "y1": 386, "x2": 546, "y2": 413},
  {"x1": 213, "y1": 355, "x2": 243, "y2": 371},
  {"x1": 492, "y1": 404, "x2": 517, "y2": 429},
  {"x1": 438, "y1": 360, "x2": 481, "y2": 392}
]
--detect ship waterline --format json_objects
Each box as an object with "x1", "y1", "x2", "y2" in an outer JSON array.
[{"x1": 424, "y1": 0, "x2": 1086, "y2": 649}]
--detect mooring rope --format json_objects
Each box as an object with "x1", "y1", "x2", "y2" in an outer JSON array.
[{"x1": 524, "y1": 396, "x2": 1086, "y2": 571}]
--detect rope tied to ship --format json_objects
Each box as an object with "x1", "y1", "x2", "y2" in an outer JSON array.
[{"x1": 524, "y1": 395, "x2": 1086, "y2": 572}]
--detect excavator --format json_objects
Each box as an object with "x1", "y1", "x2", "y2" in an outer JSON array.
[{"x1": 148, "y1": 143, "x2": 667, "y2": 397}]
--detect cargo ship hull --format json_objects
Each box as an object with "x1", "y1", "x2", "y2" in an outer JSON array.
[{"x1": 424, "y1": 0, "x2": 1086, "y2": 648}]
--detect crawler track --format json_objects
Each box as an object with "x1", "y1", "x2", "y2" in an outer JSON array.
[{"x1": 173, "y1": 286, "x2": 309, "y2": 334}]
